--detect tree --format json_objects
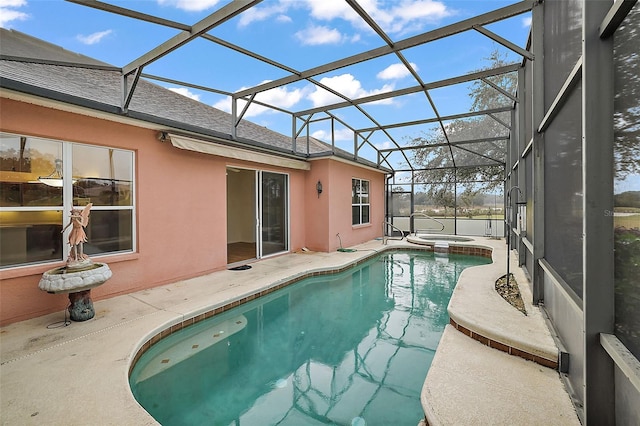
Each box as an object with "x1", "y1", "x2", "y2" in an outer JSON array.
[
  {"x1": 614, "y1": 6, "x2": 640, "y2": 183},
  {"x1": 431, "y1": 185, "x2": 455, "y2": 217},
  {"x1": 410, "y1": 49, "x2": 516, "y2": 198},
  {"x1": 458, "y1": 187, "x2": 480, "y2": 211},
  {"x1": 414, "y1": 191, "x2": 428, "y2": 205}
]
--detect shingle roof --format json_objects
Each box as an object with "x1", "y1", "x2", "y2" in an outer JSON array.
[
  {"x1": 0, "y1": 29, "x2": 110, "y2": 67},
  {"x1": 0, "y1": 28, "x2": 338, "y2": 159}
]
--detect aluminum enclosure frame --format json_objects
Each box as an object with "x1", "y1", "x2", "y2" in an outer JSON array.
[{"x1": 63, "y1": 0, "x2": 537, "y2": 175}]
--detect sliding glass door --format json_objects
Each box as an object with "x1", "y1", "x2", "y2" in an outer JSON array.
[{"x1": 259, "y1": 171, "x2": 288, "y2": 257}]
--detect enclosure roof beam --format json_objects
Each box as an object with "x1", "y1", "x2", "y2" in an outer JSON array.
[
  {"x1": 346, "y1": 0, "x2": 395, "y2": 47},
  {"x1": 66, "y1": 0, "x2": 305, "y2": 78},
  {"x1": 141, "y1": 73, "x2": 294, "y2": 115},
  {"x1": 294, "y1": 64, "x2": 520, "y2": 117},
  {"x1": 480, "y1": 77, "x2": 519, "y2": 103},
  {"x1": 358, "y1": 106, "x2": 513, "y2": 132},
  {"x1": 67, "y1": 0, "x2": 191, "y2": 30},
  {"x1": 121, "y1": 0, "x2": 262, "y2": 76},
  {"x1": 346, "y1": 0, "x2": 433, "y2": 170},
  {"x1": 451, "y1": 144, "x2": 505, "y2": 164},
  {"x1": 488, "y1": 113, "x2": 511, "y2": 129},
  {"x1": 378, "y1": 136, "x2": 509, "y2": 153},
  {"x1": 142, "y1": 73, "x2": 231, "y2": 96},
  {"x1": 68, "y1": 0, "x2": 377, "y2": 131},
  {"x1": 63, "y1": 0, "x2": 525, "y2": 175},
  {"x1": 473, "y1": 25, "x2": 534, "y2": 60},
  {"x1": 599, "y1": 0, "x2": 637, "y2": 38},
  {"x1": 393, "y1": 164, "x2": 504, "y2": 173},
  {"x1": 234, "y1": 0, "x2": 535, "y2": 98}
]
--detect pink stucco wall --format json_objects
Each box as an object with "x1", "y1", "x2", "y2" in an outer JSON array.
[
  {"x1": 304, "y1": 160, "x2": 331, "y2": 252},
  {"x1": 0, "y1": 98, "x2": 385, "y2": 325},
  {"x1": 305, "y1": 158, "x2": 386, "y2": 252}
]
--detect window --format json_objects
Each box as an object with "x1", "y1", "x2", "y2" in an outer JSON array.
[
  {"x1": 352, "y1": 178, "x2": 370, "y2": 225},
  {"x1": 0, "y1": 133, "x2": 135, "y2": 268}
]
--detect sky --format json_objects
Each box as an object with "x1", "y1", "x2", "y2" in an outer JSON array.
[{"x1": 0, "y1": 0, "x2": 532, "y2": 167}]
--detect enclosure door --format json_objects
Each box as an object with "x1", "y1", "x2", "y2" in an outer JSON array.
[{"x1": 259, "y1": 171, "x2": 289, "y2": 257}]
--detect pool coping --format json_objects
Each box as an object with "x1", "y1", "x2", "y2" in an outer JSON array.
[
  {"x1": 419, "y1": 238, "x2": 579, "y2": 426},
  {"x1": 447, "y1": 241, "x2": 559, "y2": 368},
  {"x1": 0, "y1": 237, "x2": 577, "y2": 425}
]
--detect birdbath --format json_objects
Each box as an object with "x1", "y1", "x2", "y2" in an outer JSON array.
[{"x1": 38, "y1": 203, "x2": 112, "y2": 321}]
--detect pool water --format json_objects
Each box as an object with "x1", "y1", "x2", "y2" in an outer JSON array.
[{"x1": 130, "y1": 251, "x2": 490, "y2": 425}]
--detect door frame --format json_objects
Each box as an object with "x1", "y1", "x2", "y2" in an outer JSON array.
[
  {"x1": 226, "y1": 166, "x2": 290, "y2": 263},
  {"x1": 256, "y1": 170, "x2": 290, "y2": 259}
]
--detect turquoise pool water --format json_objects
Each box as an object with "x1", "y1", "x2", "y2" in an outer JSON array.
[{"x1": 130, "y1": 251, "x2": 490, "y2": 425}]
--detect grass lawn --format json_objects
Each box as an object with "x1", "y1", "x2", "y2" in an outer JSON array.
[{"x1": 615, "y1": 214, "x2": 640, "y2": 229}]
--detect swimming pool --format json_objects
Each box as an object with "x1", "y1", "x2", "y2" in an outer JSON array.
[{"x1": 129, "y1": 251, "x2": 490, "y2": 425}]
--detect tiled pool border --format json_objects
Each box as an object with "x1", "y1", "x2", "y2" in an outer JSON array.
[
  {"x1": 449, "y1": 317, "x2": 558, "y2": 369},
  {"x1": 128, "y1": 244, "x2": 494, "y2": 377}
]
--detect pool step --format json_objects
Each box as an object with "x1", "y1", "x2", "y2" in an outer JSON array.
[
  {"x1": 132, "y1": 315, "x2": 247, "y2": 383},
  {"x1": 434, "y1": 241, "x2": 450, "y2": 253}
]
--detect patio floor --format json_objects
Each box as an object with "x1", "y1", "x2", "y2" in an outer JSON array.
[{"x1": 0, "y1": 237, "x2": 579, "y2": 425}]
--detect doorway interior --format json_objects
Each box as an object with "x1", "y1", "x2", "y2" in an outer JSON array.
[{"x1": 226, "y1": 167, "x2": 289, "y2": 265}]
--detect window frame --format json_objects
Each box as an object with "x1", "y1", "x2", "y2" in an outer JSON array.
[
  {"x1": 352, "y1": 177, "x2": 370, "y2": 226},
  {"x1": 0, "y1": 132, "x2": 136, "y2": 269}
]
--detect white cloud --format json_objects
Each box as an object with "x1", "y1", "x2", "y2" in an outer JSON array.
[
  {"x1": 168, "y1": 87, "x2": 201, "y2": 101},
  {"x1": 0, "y1": 0, "x2": 28, "y2": 28},
  {"x1": 232, "y1": 0, "x2": 358, "y2": 31},
  {"x1": 393, "y1": 0, "x2": 449, "y2": 22},
  {"x1": 306, "y1": 0, "x2": 359, "y2": 22},
  {"x1": 302, "y1": 0, "x2": 451, "y2": 35},
  {"x1": 238, "y1": 2, "x2": 289, "y2": 27},
  {"x1": 522, "y1": 16, "x2": 532, "y2": 28},
  {"x1": 232, "y1": 0, "x2": 452, "y2": 40},
  {"x1": 156, "y1": 0, "x2": 221, "y2": 12},
  {"x1": 381, "y1": 0, "x2": 451, "y2": 33},
  {"x1": 311, "y1": 128, "x2": 354, "y2": 142},
  {"x1": 212, "y1": 97, "x2": 232, "y2": 113},
  {"x1": 311, "y1": 130, "x2": 329, "y2": 140},
  {"x1": 255, "y1": 84, "x2": 304, "y2": 109},
  {"x1": 308, "y1": 73, "x2": 394, "y2": 107},
  {"x1": 76, "y1": 30, "x2": 113, "y2": 45},
  {"x1": 213, "y1": 82, "x2": 305, "y2": 117},
  {"x1": 336, "y1": 128, "x2": 355, "y2": 141},
  {"x1": 295, "y1": 24, "x2": 343, "y2": 45},
  {"x1": 0, "y1": 0, "x2": 27, "y2": 5},
  {"x1": 377, "y1": 62, "x2": 418, "y2": 80},
  {"x1": 375, "y1": 141, "x2": 393, "y2": 150}
]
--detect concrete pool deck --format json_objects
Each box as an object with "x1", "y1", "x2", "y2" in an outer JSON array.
[{"x1": 0, "y1": 237, "x2": 579, "y2": 425}]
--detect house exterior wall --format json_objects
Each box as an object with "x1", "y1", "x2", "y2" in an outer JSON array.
[
  {"x1": 0, "y1": 98, "x2": 384, "y2": 325},
  {"x1": 304, "y1": 160, "x2": 330, "y2": 252},
  {"x1": 304, "y1": 158, "x2": 386, "y2": 252}
]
